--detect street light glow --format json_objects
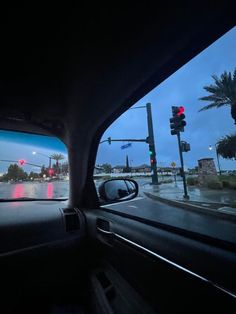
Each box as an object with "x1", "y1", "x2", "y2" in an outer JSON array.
[
  {"x1": 32, "y1": 151, "x2": 52, "y2": 169},
  {"x1": 209, "y1": 145, "x2": 213, "y2": 151}
]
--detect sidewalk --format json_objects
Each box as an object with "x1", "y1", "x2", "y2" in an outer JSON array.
[{"x1": 143, "y1": 181, "x2": 236, "y2": 218}]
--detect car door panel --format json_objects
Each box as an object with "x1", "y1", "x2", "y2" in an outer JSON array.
[{"x1": 85, "y1": 208, "x2": 236, "y2": 313}]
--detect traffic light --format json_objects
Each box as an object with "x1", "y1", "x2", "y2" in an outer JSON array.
[
  {"x1": 170, "y1": 106, "x2": 186, "y2": 135},
  {"x1": 48, "y1": 168, "x2": 54, "y2": 176},
  {"x1": 149, "y1": 145, "x2": 154, "y2": 156},
  {"x1": 149, "y1": 145, "x2": 156, "y2": 164},
  {"x1": 18, "y1": 159, "x2": 26, "y2": 166},
  {"x1": 108, "y1": 137, "x2": 111, "y2": 145},
  {"x1": 181, "y1": 141, "x2": 191, "y2": 152}
]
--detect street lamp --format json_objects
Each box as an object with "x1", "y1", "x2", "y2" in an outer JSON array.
[
  {"x1": 209, "y1": 144, "x2": 221, "y2": 175},
  {"x1": 32, "y1": 151, "x2": 52, "y2": 169}
]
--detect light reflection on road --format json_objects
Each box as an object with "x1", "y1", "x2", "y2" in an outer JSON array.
[
  {"x1": 47, "y1": 183, "x2": 53, "y2": 198},
  {"x1": 0, "y1": 179, "x2": 145, "y2": 199},
  {"x1": 12, "y1": 184, "x2": 24, "y2": 198},
  {"x1": 0, "y1": 181, "x2": 70, "y2": 199}
]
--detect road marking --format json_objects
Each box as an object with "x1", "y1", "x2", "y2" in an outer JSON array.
[
  {"x1": 128, "y1": 205, "x2": 138, "y2": 208},
  {"x1": 101, "y1": 197, "x2": 144, "y2": 207}
]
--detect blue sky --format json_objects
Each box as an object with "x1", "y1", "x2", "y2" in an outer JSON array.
[
  {"x1": 0, "y1": 26, "x2": 236, "y2": 174},
  {"x1": 0, "y1": 131, "x2": 66, "y2": 174},
  {"x1": 97, "y1": 26, "x2": 236, "y2": 170}
]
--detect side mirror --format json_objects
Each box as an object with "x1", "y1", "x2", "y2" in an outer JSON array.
[{"x1": 98, "y1": 178, "x2": 138, "y2": 204}]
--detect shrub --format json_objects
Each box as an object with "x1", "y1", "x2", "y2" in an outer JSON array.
[
  {"x1": 229, "y1": 182, "x2": 236, "y2": 190},
  {"x1": 162, "y1": 179, "x2": 173, "y2": 184},
  {"x1": 207, "y1": 180, "x2": 223, "y2": 190},
  {"x1": 187, "y1": 177, "x2": 198, "y2": 186},
  {"x1": 222, "y1": 180, "x2": 230, "y2": 188}
]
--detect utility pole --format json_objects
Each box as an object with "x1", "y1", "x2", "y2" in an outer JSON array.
[
  {"x1": 146, "y1": 103, "x2": 158, "y2": 185},
  {"x1": 177, "y1": 133, "x2": 189, "y2": 199}
]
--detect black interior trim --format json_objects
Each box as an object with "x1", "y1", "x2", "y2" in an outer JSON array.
[
  {"x1": 0, "y1": 236, "x2": 81, "y2": 258},
  {"x1": 98, "y1": 207, "x2": 236, "y2": 252},
  {"x1": 113, "y1": 232, "x2": 236, "y2": 300}
]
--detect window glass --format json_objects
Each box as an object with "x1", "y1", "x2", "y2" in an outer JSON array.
[
  {"x1": 0, "y1": 130, "x2": 68, "y2": 199},
  {"x1": 95, "y1": 27, "x2": 236, "y2": 242}
]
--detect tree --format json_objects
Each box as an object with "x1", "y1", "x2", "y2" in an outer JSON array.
[
  {"x1": 123, "y1": 155, "x2": 131, "y2": 173},
  {"x1": 199, "y1": 69, "x2": 236, "y2": 124},
  {"x1": 40, "y1": 165, "x2": 47, "y2": 177},
  {"x1": 3, "y1": 164, "x2": 28, "y2": 181},
  {"x1": 216, "y1": 134, "x2": 236, "y2": 159},
  {"x1": 101, "y1": 163, "x2": 112, "y2": 173},
  {"x1": 29, "y1": 171, "x2": 39, "y2": 179},
  {"x1": 50, "y1": 153, "x2": 65, "y2": 174},
  {"x1": 61, "y1": 162, "x2": 69, "y2": 175}
]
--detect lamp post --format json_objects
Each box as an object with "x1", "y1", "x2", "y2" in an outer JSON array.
[
  {"x1": 209, "y1": 144, "x2": 221, "y2": 175},
  {"x1": 32, "y1": 151, "x2": 52, "y2": 169}
]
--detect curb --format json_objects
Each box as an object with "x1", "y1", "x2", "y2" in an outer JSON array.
[{"x1": 144, "y1": 192, "x2": 236, "y2": 222}]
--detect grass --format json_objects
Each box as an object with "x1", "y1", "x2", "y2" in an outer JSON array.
[
  {"x1": 219, "y1": 175, "x2": 236, "y2": 182},
  {"x1": 187, "y1": 177, "x2": 199, "y2": 186},
  {"x1": 219, "y1": 175, "x2": 236, "y2": 190},
  {"x1": 207, "y1": 180, "x2": 223, "y2": 190}
]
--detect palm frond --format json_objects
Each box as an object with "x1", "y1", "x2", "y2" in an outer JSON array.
[
  {"x1": 199, "y1": 69, "x2": 236, "y2": 123},
  {"x1": 198, "y1": 102, "x2": 229, "y2": 112}
]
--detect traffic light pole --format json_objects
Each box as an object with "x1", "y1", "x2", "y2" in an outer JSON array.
[
  {"x1": 177, "y1": 132, "x2": 189, "y2": 199},
  {"x1": 99, "y1": 103, "x2": 159, "y2": 185},
  {"x1": 146, "y1": 103, "x2": 158, "y2": 185},
  {"x1": 0, "y1": 160, "x2": 42, "y2": 168},
  {"x1": 103, "y1": 139, "x2": 147, "y2": 143}
]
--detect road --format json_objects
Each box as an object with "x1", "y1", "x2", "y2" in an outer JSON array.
[
  {"x1": 103, "y1": 188, "x2": 236, "y2": 245},
  {"x1": 1, "y1": 178, "x2": 236, "y2": 244}
]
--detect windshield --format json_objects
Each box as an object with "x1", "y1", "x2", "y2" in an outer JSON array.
[{"x1": 0, "y1": 130, "x2": 69, "y2": 199}]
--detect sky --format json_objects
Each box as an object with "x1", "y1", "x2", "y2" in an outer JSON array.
[
  {"x1": 97, "y1": 26, "x2": 236, "y2": 170},
  {"x1": 0, "y1": 131, "x2": 66, "y2": 174},
  {"x1": 0, "y1": 26, "x2": 236, "y2": 174}
]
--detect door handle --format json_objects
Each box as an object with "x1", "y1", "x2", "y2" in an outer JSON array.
[{"x1": 97, "y1": 226, "x2": 114, "y2": 236}]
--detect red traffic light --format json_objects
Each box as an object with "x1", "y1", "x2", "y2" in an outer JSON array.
[
  {"x1": 177, "y1": 106, "x2": 185, "y2": 116},
  {"x1": 18, "y1": 159, "x2": 26, "y2": 166},
  {"x1": 48, "y1": 168, "x2": 54, "y2": 176}
]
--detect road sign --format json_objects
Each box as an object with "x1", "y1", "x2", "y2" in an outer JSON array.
[
  {"x1": 171, "y1": 162, "x2": 176, "y2": 168},
  {"x1": 121, "y1": 143, "x2": 132, "y2": 149}
]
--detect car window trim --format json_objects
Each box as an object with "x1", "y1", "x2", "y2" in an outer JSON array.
[{"x1": 97, "y1": 207, "x2": 236, "y2": 253}]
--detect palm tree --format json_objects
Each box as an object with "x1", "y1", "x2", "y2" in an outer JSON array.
[
  {"x1": 199, "y1": 69, "x2": 236, "y2": 124},
  {"x1": 216, "y1": 134, "x2": 236, "y2": 159},
  {"x1": 50, "y1": 153, "x2": 65, "y2": 174}
]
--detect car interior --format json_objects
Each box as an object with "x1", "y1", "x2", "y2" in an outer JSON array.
[{"x1": 0, "y1": 4, "x2": 236, "y2": 314}]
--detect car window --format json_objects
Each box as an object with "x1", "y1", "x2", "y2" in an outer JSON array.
[
  {"x1": 0, "y1": 130, "x2": 69, "y2": 199},
  {"x1": 95, "y1": 27, "x2": 236, "y2": 242}
]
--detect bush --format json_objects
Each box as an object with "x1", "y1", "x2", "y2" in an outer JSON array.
[
  {"x1": 222, "y1": 180, "x2": 230, "y2": 188},
  {"x1": 207, "y1": 180, "x2": 223, "y2": 190},
  {"x1": 187, "y1": 177, "x2": 199, "y2": 186},
  {"x1": 162, "y1": 179, "x2": 173, "y2": 184},
  {"x1": 229, "y1": 182, "x2": 236, "y2": 190}
]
